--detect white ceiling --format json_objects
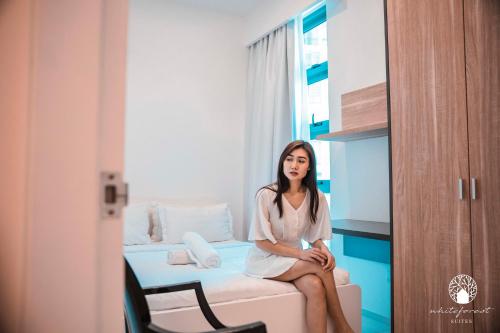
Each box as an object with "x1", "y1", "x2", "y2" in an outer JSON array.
[{"x1": 170, "y1": 0, "x2": 266, "y2": 17}]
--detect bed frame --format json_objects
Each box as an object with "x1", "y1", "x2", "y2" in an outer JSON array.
[{"x1": 150, "y1": 284, "x2": 361, "y2": 333}]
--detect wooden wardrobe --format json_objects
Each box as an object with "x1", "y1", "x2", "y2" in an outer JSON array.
[{"x1": 387, "y1": 0, "x2": 499, "y2": 332}]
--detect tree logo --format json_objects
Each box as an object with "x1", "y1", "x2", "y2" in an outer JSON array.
[{"x1": 449, "y1": 274, "x2": 477, "y2": 304}]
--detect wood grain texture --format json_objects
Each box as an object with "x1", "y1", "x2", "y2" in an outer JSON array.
[
  {"x1": 341, "y1": 82, "x2": 387, "y2": 130},
  {"x1": 387, "y1": 0, "x2": 473, "y2": 332},
  {"x1": 464, "y1": 0, "x2": 500, "y2": 331},
  {"x1": 316, "y1": 121, "x2": 387, "y2": 142}
]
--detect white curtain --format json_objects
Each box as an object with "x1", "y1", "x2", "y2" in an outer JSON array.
[
  {"x1": 289, "y1": 15, "x2": 310, "y2": 141},
  {"x1": 243, "y1": 23, "x2": 296, "y2": 238}
]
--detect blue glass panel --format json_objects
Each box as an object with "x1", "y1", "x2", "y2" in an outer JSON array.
[
  {"x1": 317, "y1": 179, "x2": 330, "y2": 193},
  {"x1": 306, "y1": 61, "x2": 328, "y2": 85},
  {"x1": 310, "y1": 119, "x2": 329, "y2": 139},
  {"x1": 303, "y1": 5, "x2": 327, "y2": 34}
]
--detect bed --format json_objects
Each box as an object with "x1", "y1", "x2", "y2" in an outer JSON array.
[{"x1": 124, "y1": 240, "x2": 361, "y2": 333}]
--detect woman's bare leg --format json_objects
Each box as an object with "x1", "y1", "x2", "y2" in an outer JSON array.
[
  {"x1": 292, "y1": 274, "x2": 327, "y2": 333},
  {"x1": 270, "y1": 260, "x2": 354, "y2": 333}
]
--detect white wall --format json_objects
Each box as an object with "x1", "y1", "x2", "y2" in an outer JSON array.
[
  {"x1": 327, "y1": 0, "x2": 390, "y2": 222},
  {"x1": 125, "y1": 0, "x2": 247, "y2": 239},
  {"x1": 243, "y1": 0, "x2": 317, "y2": 45},
  {"x1": 125, "y1": 0, "x2": 389, "y2": 239}
]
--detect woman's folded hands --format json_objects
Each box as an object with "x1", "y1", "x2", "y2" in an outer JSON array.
[
  {"x1": 319, "y1": 246, "x2": 335, "y2": 272},
  {"x1": 299, "y1": 247, "x2": 327, "y2": 264},
  {"x1": 299, "y1": 247, "x2": 335, "y2": 272}
]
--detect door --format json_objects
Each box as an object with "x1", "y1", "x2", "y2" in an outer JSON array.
[
  {"x1": 96, "y1": 0, "x2": 129, "y2": 331},
  {"x1": 0, "y1": 1, "x2": 128, "y2": 332},
  {"x1": 387, "y1": 0, "x2": 473, "y2": 331},
  {"x1": 464, "y1": 0, "x2": 500, "y2": 331}
]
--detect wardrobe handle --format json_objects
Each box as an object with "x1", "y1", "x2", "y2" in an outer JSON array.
[
  {"x1": 471, "y1": 177, "x2": 477, "y2": 200},
  {"x1": 458, "y1": 178, "x2": 464, "y2": 200}
]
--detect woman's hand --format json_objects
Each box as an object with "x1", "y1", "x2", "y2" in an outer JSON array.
[
  {"x1": 299, "y1": 248, "x2": 328, "y2": 264},
  {"x1": 319, "y1": 247, "x2": 335, "y2": 272}
]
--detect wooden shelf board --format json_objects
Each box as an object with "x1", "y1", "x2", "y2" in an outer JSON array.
[
  {"x1": 317, "y1": 121, "x2": 388, "y2": 142},
  {"x1": 331, "y1": 219, "x2": 390, "y2": 240}
]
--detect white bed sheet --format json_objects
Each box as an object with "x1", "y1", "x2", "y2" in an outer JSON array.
[{"x1": 124, "y1": 240, "x2": 350, "y2": 312}]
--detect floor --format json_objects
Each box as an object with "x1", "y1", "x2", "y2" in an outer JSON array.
[{"x1": 361, "y1": 310, "x2": 391, "y2": 333}]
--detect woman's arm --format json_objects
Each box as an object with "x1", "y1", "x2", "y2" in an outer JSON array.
[
  {"x1": 310, "y1": 239, "x2": 328, "y2": 251},
  {"x1": 256, "y1": 240, "x2": 327, "y2": 263}
]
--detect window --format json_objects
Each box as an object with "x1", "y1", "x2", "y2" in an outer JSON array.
[{"x1": 295, "y1": 3, "x2": 331, "y2": 206}]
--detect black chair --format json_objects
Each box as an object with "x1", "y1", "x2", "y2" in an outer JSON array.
[{"x1": 124, "y1": 258, "x2": 267, "y2": 333}]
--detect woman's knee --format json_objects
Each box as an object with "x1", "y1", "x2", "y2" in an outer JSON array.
[
  {"x1": 303, "y1": 275, "x2": 325, "y2": 299},
  {"x1": 314, "y1": 267, "x2": 335, "y2": 284}
]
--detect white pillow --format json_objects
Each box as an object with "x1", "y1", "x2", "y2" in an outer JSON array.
[
  {"x1": 123, "y1": 203, "x2": 152, "y2": 245},
  {"x1": 159, "y1": 203, "x2": 233, "y2": 244}
]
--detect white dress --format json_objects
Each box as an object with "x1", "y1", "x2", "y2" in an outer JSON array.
[{"x1": 245, "y1": 187, "x2": 332, "y2": 278}]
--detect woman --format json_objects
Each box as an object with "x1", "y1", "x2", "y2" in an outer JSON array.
[{"x1": 245, "y1": 140, "x2": 354, "y2": 333}]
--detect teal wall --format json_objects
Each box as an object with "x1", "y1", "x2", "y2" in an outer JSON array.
[{"x1": 329, "y1": 234, "x2": 391, "y2": 320}]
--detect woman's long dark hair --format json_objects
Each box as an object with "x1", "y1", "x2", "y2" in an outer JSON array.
[{"x1": 258, "y1": 140, "x2": 319, "y2": 224}]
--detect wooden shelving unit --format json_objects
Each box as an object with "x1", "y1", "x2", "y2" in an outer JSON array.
[
  {"x1": 316, "y1": 82, "x2": 388, "y2": 142},
  {"x1": 316, "y1": 121, "x2": 388, "y2": 142},
  {"x1": 331, "y1": 219, "x2": 390, "y2": 240}
]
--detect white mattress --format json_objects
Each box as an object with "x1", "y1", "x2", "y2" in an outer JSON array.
[{"x1": 124, "y1": 240, "x2": 350, "y2": 312}]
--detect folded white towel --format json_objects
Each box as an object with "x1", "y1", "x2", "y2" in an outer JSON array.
[
  {"x1": 167, "y1": 249, "x2": 195, "y2": 265},
  {"x1": 182, "y1": 232, "x2": 221, "y2": 268}
]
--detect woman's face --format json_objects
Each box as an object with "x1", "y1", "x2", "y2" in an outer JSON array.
[{"x1": 283, "y1": 147, "x2": 310, "y2": 182}]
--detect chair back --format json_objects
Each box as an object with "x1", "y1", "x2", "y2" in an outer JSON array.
[
  {"x1": 124, "y1": 257, "x2": 267, "y2": 333},
  {"x1": 124, "y1": 257, "x2": 152, "y2": 333}
]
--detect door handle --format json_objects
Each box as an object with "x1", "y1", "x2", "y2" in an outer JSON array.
[
  {"x1": 471, "y1": 177, "x2": 477, "y2": 200},
  {"x1": 458, "y1": 178, "x2": 464, "y2": 200}
]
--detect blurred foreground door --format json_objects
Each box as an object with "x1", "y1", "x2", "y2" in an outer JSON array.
[{"x1": 0, "y1": 1, "x2": 128, "y2": 332}]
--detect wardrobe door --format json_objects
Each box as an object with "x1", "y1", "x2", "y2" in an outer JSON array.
[
  {"x1": 464, "y1": 0, "x2": 500, "y2": 331},
  {"x1": 387, "y1": 0, "x2": 473, "y2": 332}
]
